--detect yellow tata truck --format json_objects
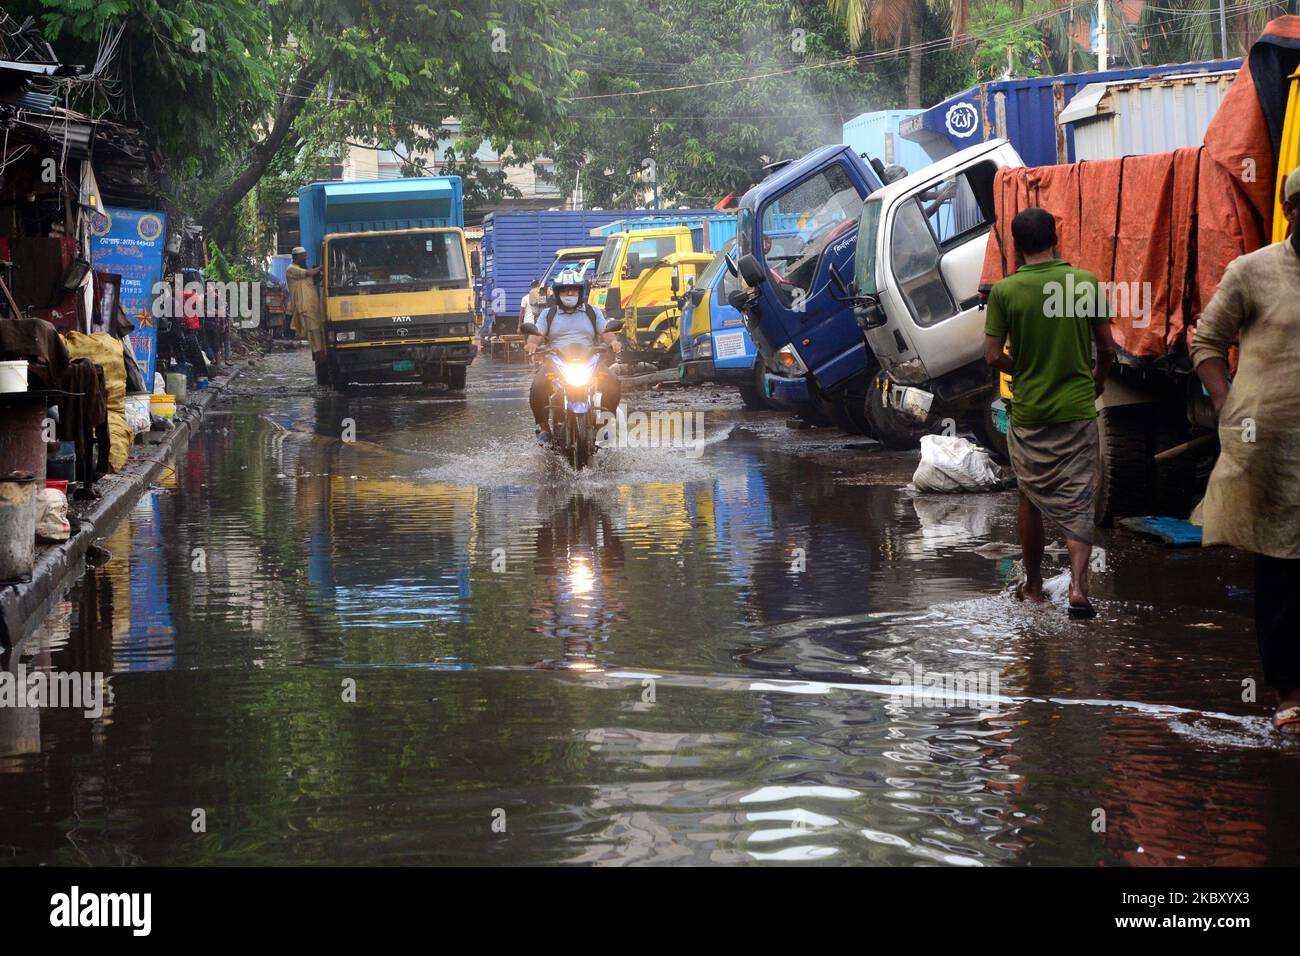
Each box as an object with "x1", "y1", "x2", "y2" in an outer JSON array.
[{"x1": 299, "y1": 177, "x2": 478, "y2": 389}]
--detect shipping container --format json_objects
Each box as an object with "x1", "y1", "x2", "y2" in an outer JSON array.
[
  {"x1": 841, "y1": 109, "x2": 932, "y2": 178},
  {"x1": 479, "y1": 209, "x2": 714, "y2": 328},
  {"x1": 588, "y1": 212, "x2": 736, "y2": 248},
  {"x1": 900, "y1": 59, "x2": 1239, "y2": 168},
  {"x1": 1057, "y1": 69, "x2": 1237, "y2": 162}
]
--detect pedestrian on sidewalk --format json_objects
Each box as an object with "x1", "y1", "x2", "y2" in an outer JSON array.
[
  {"x1": 983, "y1": 207, "x2": 1116, "y2": 618},
  {"x1": 287, "y1": 246, "x2": 326, "y2": 382},
  {"x1": 1191, "y1": 166, "x2": 1300, "y2": 736}
]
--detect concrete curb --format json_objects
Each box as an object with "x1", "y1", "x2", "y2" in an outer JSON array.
[{"x1": 0, "y1": 361, "x2": 246, "y2": 647}]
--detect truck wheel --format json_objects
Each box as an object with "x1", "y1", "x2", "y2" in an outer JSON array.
[
  {"x1": 864, "y1": 371, "x2": 932, "y2": 449},
  {"x1": 834, "y1": 387, "x2": 873, "y2": 436},
  {"x1": 1096, "y1": 405, "x2": 1154, "y2": 525},
  {"x1": 736, "y1": 363, "x2": 769, "y2": 410},
  {"x1": 446, "y1": 365, "x2": 468, "y2": 391},
  {"x1": 974, "y1": 398, "x2": 1010, "y2": 464},
  {"x1": 314, "y1": 356, "x2": 332, "y2": 387}
]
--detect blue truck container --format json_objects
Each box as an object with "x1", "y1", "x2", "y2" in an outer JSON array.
[
  {"x1": 841, "y1": 109, "x2": 932, "y2": 177},
  {"x1": 298, "y1": 176, "x2": 464, "y2": 268},
  {"x1": 589, "y1": 212, "x2": 735, "y2": 248},
  {"x1": 479, "y1": 209, "x2": 714, "y2": 333},
  {"x1": 899, "y1": 59, "x2": 1239, "y2": 168}
]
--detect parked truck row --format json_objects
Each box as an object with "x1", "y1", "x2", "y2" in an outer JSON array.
[{"x1": 728, "y1": 20, "x2": 1298, "y2": 524}]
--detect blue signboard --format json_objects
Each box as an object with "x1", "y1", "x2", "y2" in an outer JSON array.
[{"x1": 90, "y1": 206, "x2": 168, "y2": 383}]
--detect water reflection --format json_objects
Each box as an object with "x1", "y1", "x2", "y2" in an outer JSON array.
[
  {"x1": 2, "y1": 351, "x2": 1297, "y2": 866},
  {"x1": 528, "y1": 492, "x2": 627, "y2": 670}
]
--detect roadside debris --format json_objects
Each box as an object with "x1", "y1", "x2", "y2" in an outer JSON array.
[{"x1": 912, "y1": 435, "x2": 1009, "y2": 493}]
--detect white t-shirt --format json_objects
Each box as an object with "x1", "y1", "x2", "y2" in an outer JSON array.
[
  {"x1": 542, "y1": 304, "x2": 607, "y2": 353},
  {"x1": 519, "y1": 294, "x2": 535, "y2": 324}
]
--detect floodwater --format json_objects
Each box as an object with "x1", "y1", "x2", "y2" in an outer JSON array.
[{"x1": 3, "y1": 347, "x2": 1298, "y2": 866}]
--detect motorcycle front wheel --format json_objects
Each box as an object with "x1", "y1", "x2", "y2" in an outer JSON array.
[{"x1": 570, "y1": 412, "x2": 594, "y2": 470}]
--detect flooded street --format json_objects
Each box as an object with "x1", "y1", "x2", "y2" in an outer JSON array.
[{"x1": 4, "y1": 348, "x2": 1298, "y2": 867}]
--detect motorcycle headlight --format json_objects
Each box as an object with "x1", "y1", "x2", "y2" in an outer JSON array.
[{"x1": 561, "y1": 363, "x2": 594, "y2": 387}]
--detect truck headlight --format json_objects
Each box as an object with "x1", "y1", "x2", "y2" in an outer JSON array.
[
  {"x1": 334, "y1": 331, "x2": 356, "y2": 343},
  {"x1": 445, "y1": 324, "x2": 469, "y2": 336},
  {"x1": 775, "y1": 343, "x2": 808, "y2": 375},
  {"x1": 694, "y1": 338, "x2": 712, "y2": 359}
]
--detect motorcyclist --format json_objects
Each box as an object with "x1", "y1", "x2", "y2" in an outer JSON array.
[{"x1": 525, "y1": 269, "x2": 622, "y2": 445}]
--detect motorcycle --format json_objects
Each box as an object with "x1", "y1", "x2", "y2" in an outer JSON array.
[{"x1": 521, "y1": 318, "x2": 624, "y2": 470}]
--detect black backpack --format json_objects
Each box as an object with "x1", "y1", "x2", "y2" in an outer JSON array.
[{"x1": 541, "y1": 304, "x2": 601, "y2": 340}]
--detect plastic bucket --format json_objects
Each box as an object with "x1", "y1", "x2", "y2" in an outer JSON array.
[
  {"x1": 0, "y1": 359, "x2": 28, "y2": 393},
  {"x1": 46, "y1": 479, "x2": 68, "y2": 494},
  {"x1": 151, "y1": 394, "x2": 175, "y2": 421},
  {"x1": 0, "y1": 473, "x2": 37, "y2": 582},
  {"x1": 165, "y1": 372, "x2": 188, "y2": 403}
]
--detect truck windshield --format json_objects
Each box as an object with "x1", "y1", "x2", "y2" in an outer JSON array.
[
  {"x1": 760, "y1": 163, "x2": 862, "y2": 295},
  {"x1": 695, "y1": 238, "x2": 736, "y2": 289},
  {"x1": 594, "y1": 238, "x2": 624, "y2": 285},
  {"x1": 854, "y1": 198, "x2": 882, "y2": 295},
  {"x1": 328, "y1": 232, "x2": 467, "y2": 295}
]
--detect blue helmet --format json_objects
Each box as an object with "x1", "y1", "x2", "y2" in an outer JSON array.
[{"x1": 550, "y1": 268, "x2": 589, "y2": 307}]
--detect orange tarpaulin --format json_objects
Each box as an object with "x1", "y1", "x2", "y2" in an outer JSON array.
[{"x1": 979, "y1": 15, "x2": 1300, "y2": 365}]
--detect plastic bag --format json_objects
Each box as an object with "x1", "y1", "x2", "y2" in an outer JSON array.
[
  {"x1": 36, "y1": 488, "x2": 71, "y2": 542},
  {"x1": 912, "y1": 434, "x2": 1006, "y2": 493}
]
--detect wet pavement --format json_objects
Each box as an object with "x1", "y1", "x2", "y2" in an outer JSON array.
[{"x1": 3, "y1": 347, "x2": 1298, "y2": 866}]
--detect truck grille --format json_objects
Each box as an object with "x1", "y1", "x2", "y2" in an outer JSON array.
[{"x1": 362, "y1": 324, "x2": 468, "y2": 342}]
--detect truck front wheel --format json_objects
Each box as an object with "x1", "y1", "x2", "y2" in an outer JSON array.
[
  {"x1": 314, "y1": 355, "x2": 333, "y2": 387},
  {"x1": 864, "y1": 371, "x2": 933, "y2": 449},
  {"x1": 736, "y1": 362, "x2": 770, "y2": 410},
  {"x1": 446, "y1": 365, "x2": 468, "y2": 391}
]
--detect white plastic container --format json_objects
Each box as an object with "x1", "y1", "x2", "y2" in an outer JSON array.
[{"x1": 0, "y1": 359, "x2": 28, "y2": 393}]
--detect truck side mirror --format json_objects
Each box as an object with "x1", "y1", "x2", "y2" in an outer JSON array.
[
  {"x1": 854, "y1": 296, "x2": 886, "y2": 331},
  {"x1": 605, "y1": 286, "x2": 623, "y2": 319},
  {"x1": 738, "y1": 253, "x2": 766, "y2": 287},
  {"x1": 689, "y1": 287, "x2": 706, "y2": 307},
  {"x1": 727, "y1": 289, "x2": 749, "y2": 312},
  {"x1": 670, "y1": 268, "x2": 680, "y2": 294},
  {"x1": 725, "y1": 253, "x2": 739, "y2": 277},
  {"x1": 603, "y1": 318, "x2": 624, "y2": 334},
  {"x1": 470, "y1": 250, "x2": 481, "y2": 275},
  {"x1": 624, "y1": 252, "x2": 641, "y2": 279}
]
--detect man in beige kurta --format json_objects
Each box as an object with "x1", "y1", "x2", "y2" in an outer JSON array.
[
  {"x1": 1191, "y1": 166, "x2": 1300, "y2": 734},
  {"x1": 287, "y1": 246, "x2": 325, "y2": 359}
]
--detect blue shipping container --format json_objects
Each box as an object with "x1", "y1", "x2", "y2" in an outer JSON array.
[
  {"x1": 841, "y1": 109, "x2": 932, "y2": 179},
  {"x1": 900, "y1": 59, "x2": 1240, "y2": 168},
  {"x1": 479, "y1": 208, "x2": 716, "y2": 327}
]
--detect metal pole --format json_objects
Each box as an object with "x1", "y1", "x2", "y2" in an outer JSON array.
[
  {"x1": 1218, "y1": 0, "x2": 1229, "y2": 58},
  {"x1": 1098, "y1": 0, "x2": 1108, "y2": 71}
]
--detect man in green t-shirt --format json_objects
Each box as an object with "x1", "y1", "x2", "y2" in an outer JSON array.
[{"x1": 983, "y1": 208, "x2": 1116, "y2": 617}]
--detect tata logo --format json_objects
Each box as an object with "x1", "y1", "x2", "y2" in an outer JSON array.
[
  {"x1": 391, "y1": 315, "x2": 412, "y2": 323},
  {"x1": 396, "y1": 329, "x2": 408, "y2": 336},
  {"x1": 945, "y1": 102, "x2": 979, "y2": 139}
]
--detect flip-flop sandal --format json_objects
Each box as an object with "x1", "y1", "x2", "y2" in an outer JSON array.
[
  {"x1": 1067, "y1": 602, "x2": 1097, "y2": 619},
  {"x1": 1272, "y1": 706, "x2": 1300, "y2": 735}
]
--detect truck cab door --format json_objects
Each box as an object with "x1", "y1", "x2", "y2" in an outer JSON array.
[
  {"x1": 868, "y1": 141, "x2": 1021, "y2": 386},
  {"x1": 751, "y1": 158, "x2": 875, "y2": 392}
]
